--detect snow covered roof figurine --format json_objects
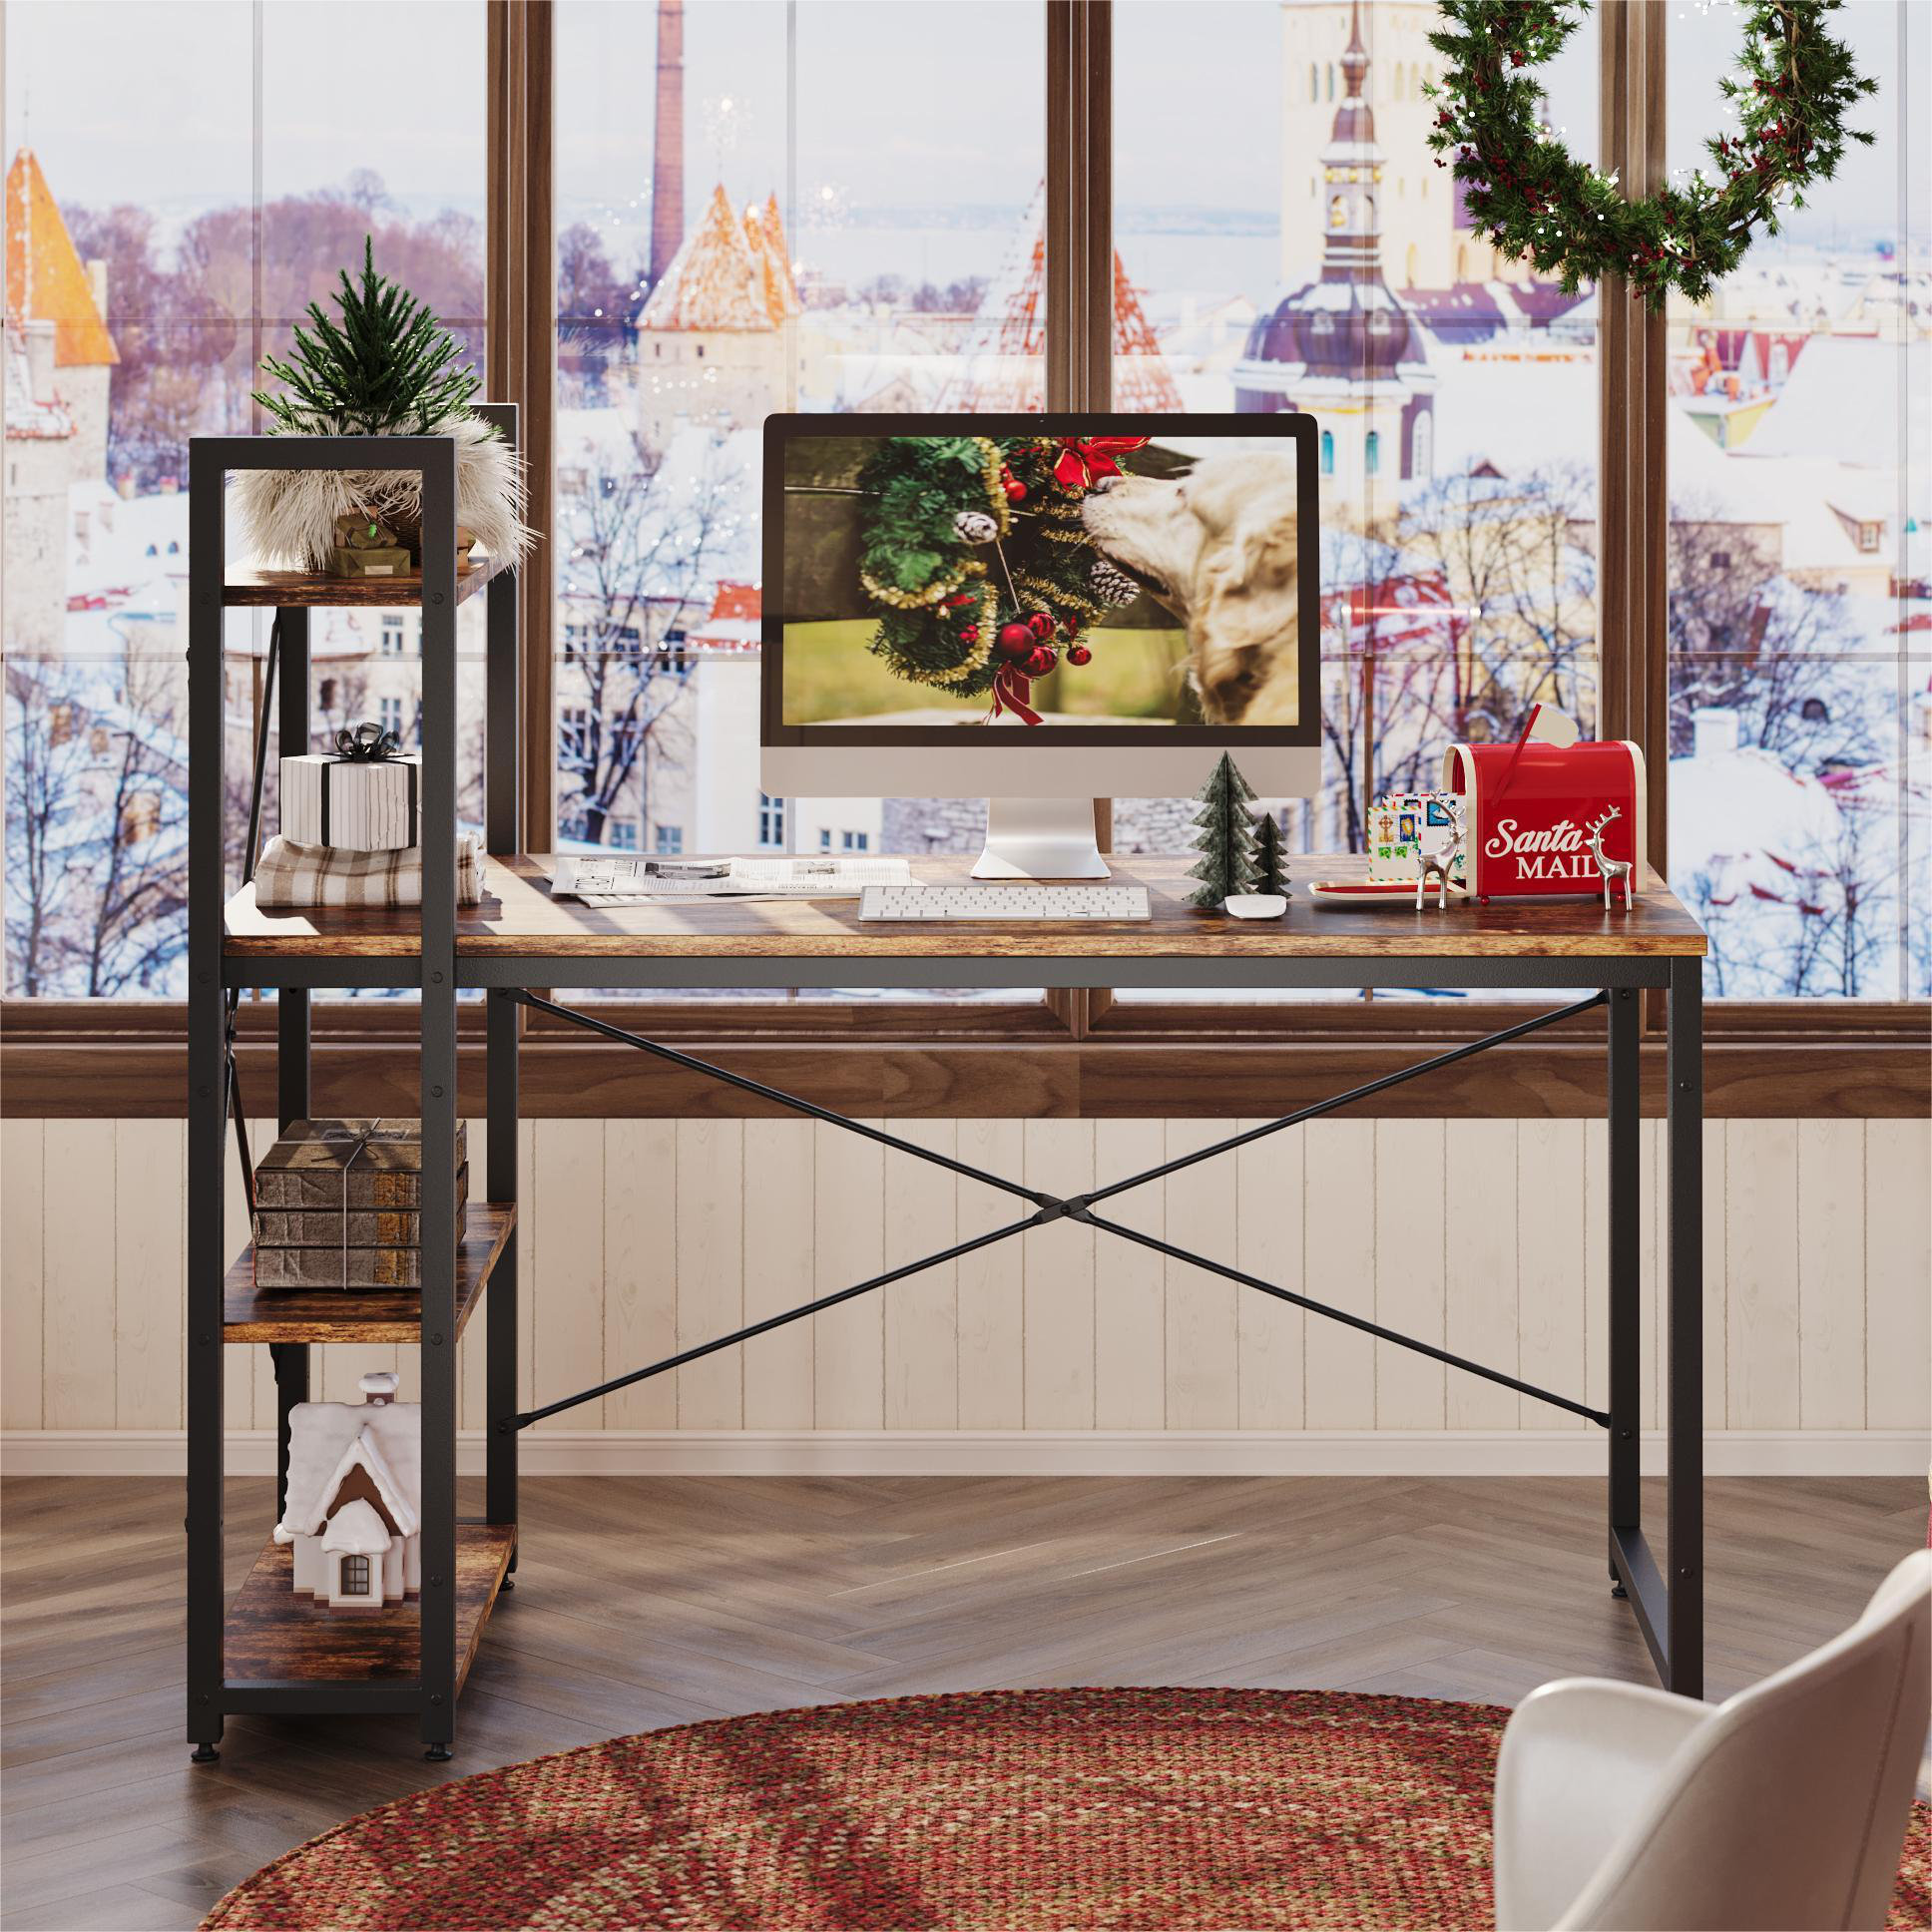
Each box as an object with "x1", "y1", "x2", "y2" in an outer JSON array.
[{"x1": 275, "y1": 1371, "x2": 423, "y2": 1610}]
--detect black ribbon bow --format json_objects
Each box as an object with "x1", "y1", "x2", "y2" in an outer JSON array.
[{"x1": 334, "y1": 719, "x2": 402, "y2": 760}]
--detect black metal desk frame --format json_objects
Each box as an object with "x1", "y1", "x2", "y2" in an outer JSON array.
[
  {"x1": 193, "y1": 419, "x2": 1701, "y2": 1762},
  {"x1": 478, "y1": 948, "x2": 1701, "y2": 1708}
]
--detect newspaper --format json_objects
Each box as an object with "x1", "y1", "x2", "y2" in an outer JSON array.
[{"x1": 549, "y1": 853, "x2": 912, "y2": 904}]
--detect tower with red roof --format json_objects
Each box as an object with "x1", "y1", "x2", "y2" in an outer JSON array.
[
  {"x1": 635, "y1": 183, "x2": 798, "y2": 449},
  {"x1": 6, "y1": 148, "x2": 119, "y2": 649}
]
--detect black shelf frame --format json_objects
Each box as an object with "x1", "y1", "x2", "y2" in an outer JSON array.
[{"x1": 187, "y1": 406, "x2": 522, "y2": 1759}]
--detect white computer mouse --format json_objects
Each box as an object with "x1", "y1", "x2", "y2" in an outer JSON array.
[{"x1": 1222, "y1": 894, "x2": 1288, "y2": 919}]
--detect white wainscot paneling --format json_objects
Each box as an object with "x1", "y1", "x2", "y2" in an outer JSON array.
[{"x1": 2, "y1": 1119, "x2": 1923, "y2": 1475}]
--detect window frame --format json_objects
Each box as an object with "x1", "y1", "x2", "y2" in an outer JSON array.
[{"x1": 2, "y1": 0, "x2": 1923, "y2": 1120}]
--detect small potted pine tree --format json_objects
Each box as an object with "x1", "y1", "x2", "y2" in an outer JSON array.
[{"x1": 236, "y1": 238, "x2": 531, "y2": 575}]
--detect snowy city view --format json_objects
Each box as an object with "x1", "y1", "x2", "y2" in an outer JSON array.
[{"x1": 5, "y1": 0, "x2": 1927, "y2": 1000}]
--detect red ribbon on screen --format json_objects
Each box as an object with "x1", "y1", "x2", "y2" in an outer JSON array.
[
  {"x1": 1052, "y1": 436, "x2": 1152, "y2": 491},
  {"x1": 985, "y1": 663, "x2": 1043, "y2": 725}
]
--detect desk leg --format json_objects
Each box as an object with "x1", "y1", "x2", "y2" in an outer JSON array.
[
  {"x1": 1607, "y1": 986, "x2": 1641, "y2": 1590},
  {"x1": 487, "y1": 986, "x2": 519, "y2": 1567},
  {"x1": 1667, "y1": 957, "x2": 1704, "y2": 1698}
]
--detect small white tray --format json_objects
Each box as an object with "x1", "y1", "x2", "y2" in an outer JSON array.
[{"x1": 1304, "y1": 879, "x2": 1468, "y2": 909}]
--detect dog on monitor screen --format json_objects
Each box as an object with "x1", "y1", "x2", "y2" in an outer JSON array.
[{"x1": 1080, "y1": 449, "x2": 1300, "y2": 725}]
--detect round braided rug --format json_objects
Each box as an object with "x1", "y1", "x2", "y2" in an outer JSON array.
[{"x1": 205, "y1": 1688, "x2": 1931, "y2": 1931}]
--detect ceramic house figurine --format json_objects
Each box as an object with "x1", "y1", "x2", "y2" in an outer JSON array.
[{"x1": 274, "y1": 1371, "x2": 421, "y2": 1609}]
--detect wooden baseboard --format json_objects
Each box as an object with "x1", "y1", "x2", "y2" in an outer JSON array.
[{"x1": 4, "y1": 1429, "x2": 1924, "y2": 1479}]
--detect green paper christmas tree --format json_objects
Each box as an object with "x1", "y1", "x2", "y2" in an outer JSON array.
[
  {"x1": 1186, "y1": 753, "x2": 1260, "y2": 910},
  {"x1": 1251, "y1": 808, "x2": 1289, "y2": 898},
  {"x1": 253, "y1": 237, "x2": 480, "y2": 436}
]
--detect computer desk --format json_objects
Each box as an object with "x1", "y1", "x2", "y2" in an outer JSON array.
[{"x1": 228, "y1": 850, "x2": 1710, "y2": 1698}]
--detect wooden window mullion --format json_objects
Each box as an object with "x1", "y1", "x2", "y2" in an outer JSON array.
[{"x1": 488, "y1": 0, "x2": 556, "y2": 856}]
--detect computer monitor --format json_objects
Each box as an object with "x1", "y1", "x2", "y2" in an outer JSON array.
[{"x1": 762, "y1": 413, "x2": 1321, "y2": 877}]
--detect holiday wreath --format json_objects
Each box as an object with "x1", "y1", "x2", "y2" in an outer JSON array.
[
  {"x1": 1426, "y1": 0, "x2": 1875, "y2": 309},
  {"x1": 857, "y1": 434, "x2": 1151, "y2": 723}
]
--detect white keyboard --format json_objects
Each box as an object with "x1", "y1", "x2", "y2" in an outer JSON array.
[{"x1": 859, "y1": 884, "x2": 1152, "y2": 922}]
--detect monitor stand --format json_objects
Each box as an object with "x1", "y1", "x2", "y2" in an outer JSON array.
[{"x1": 971, "y1": 797, "x2": 1110, "y2": 880}]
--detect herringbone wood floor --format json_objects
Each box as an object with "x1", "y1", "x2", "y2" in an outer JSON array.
[{"x1": 2, "y1": 1473, "x2": 1921, "y2": 1930}]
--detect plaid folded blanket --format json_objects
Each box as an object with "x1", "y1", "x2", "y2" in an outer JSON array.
[{"x1": 253, "y1": 833, "x2": 487, "y2": 909}]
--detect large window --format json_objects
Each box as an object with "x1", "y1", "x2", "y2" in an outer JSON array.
[
  {"x1": 3, "y1": 0, "x2": 486, "y2": 998},
  {"x1": 1113, "y1": 0, "x2": 1599, "y2": 861},
  {"x1": 547, "y1": 0, "x2": 1044, "y2": 1003},
  {"x1": 551, "y1": 0, "x2": 1043, "y2": 878},
  {"x1": 6, "y1": 0, "x2": 1924, "y2": 1058},
  {"x1": 1108, "y1": 0, "x2": 1598, "y2": 1006},
  {"x1": 1664, "y1": 0, "x2": 1929, "y2": 1000}
]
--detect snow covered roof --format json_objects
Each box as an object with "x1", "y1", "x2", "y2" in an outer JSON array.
[
  {"x1": 743, "y1": 196, "x2": 799, "y2": 323},
  {"x1": 275, "y1": 1404, "x2": 421, "y2": 1542},
  {"x1": 556, "y1": 404, "x2": 646, "y2": 480},
  {"x1": 1668, "y1": 742, "x2": 1847, "y2": 907},
  {"x1": 640, "y1": 184, "x2": 777, "y2": 333},
  {"x1": 1745, "y1": 333, "x2": 1931, "y2": 482},
  {"x1": 1426, "y1": 353, "x2": 1594, "y2": 481},
  {"x1": 321, "y1": 1497, "x2": 393, "y2": 1556},
  {"x1": 939, "y1": 184, "x2": 1181, "y2": 411}
]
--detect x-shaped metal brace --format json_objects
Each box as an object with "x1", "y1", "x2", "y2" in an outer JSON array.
[{"x1": 502, "y1": 988, "x2": 1614, "y2": 1433}]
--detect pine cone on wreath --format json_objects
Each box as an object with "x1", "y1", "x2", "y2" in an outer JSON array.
[
  {"x1": 1091, "y1": 556, "x2": 1142, "y2": 608},
  {"x1": 954, "y1": 509, "x2": 998, "y2": 545}
]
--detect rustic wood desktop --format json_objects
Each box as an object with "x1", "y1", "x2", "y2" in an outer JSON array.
[{"x1": 223, "y1": 850, "x2": 1709, "y2": 1720}]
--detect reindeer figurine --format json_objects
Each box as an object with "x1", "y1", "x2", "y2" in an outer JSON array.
[
  {"x1": 1588, "y1": 804, "x2": 1635, "y2": 910},
  {"x1": 1414, "y1": 797, "x2": 1467, "y2": 911}
]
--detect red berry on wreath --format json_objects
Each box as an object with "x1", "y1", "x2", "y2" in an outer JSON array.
[
  {"x1": 1023, "y1": 645, "x2": 1058, "y2": 677},
  {"x1": 959, "y1": 626, "x2": 980, "y2": 644},
  {"x1": 996, "y1": 621, "x2": 1036, "y2": 661},
  {"x1": 945, "y1": 592, "x2": 974, "y2": 609},
  {"x1": 1005, "y1": 480, "x2": 1027, "y2": 502},
  {"x1": 1067, "y1": 644, "x2": 1092, "y2": 667}
]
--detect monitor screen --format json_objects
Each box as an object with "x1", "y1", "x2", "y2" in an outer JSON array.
[{"x1": 763, "y1": 414, "x2": 1318, "y2": 753}]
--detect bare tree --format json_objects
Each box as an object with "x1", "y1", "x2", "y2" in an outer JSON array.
[
  {"x1": 5, "y1": 645, "x2": 190, "y2": 997},
  {"x1": 555, "y1": 434, "x2": 742, "y2": 846},
  {"x1": 1311, "y1": 469, "x2": 1599, "y2": 850},
  {"x1": 1667, "y1": 509, "x2": 1881, "y2": 768},
  {"x1": 6, "y1": 660, "x2": 91, "y2": 995}
]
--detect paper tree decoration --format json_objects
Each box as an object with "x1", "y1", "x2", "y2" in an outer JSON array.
[
  {"x1": 1186, "y1": 753, "x2": 1259, "y2": 909},
  {"x1": 1251, "y1": 809, "x2": 1289, "y2": 898}
]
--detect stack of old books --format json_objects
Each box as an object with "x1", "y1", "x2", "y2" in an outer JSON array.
[{"x1": 252, "y1": 1118, "x2": 468, "y2": 1290}]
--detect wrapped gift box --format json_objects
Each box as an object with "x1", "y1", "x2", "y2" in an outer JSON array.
[
  {"x1": 279, "y1": 751, "x2": 420, "y2": 852},
  {"x1": 253, "y1": 1120, "x2": 469, "y2": 1289}
]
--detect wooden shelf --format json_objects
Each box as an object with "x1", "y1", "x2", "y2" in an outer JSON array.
[
  {"x1": 223, "y1": 552, "x2": 508, "y2": 609},
  {"x1": 223, "y1": 1203, "x2": 514, "y2": 1342},
  {"x1": 225, "y1": 1524, "x2": 514, "y2": 1689}
]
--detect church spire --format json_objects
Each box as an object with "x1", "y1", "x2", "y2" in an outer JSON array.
[
  {"x1": 1340, "y1": 0, "x2": 1370, "y2": 102},
  {"x1": 1319, "y1": 0, "x2": 1385, "y2": 280}
]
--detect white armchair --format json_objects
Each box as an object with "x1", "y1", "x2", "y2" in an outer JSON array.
[{"x1": 1494, "y1": 1547, "x2": 1931, "y2": 1931}]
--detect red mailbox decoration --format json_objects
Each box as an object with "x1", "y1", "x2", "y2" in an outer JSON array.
[{"x1": 1442, "y1": 707, "x2": 1647, "y2": 901}]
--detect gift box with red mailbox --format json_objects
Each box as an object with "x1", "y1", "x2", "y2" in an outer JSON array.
[{"x1": 1441, "y1": 708, "x2": 1647, "y2": 900}]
